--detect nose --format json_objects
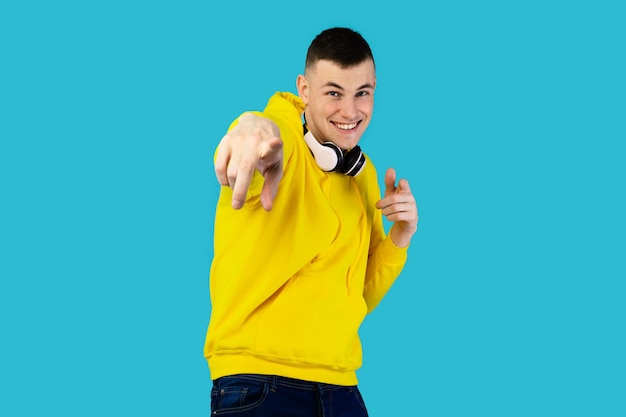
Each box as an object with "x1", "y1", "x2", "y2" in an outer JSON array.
[{"x1": 339, "y1": 97, "x2": 358, "y2": 120}]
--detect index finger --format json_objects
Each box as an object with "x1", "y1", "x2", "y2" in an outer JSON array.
[
  {"x1": 230, "y1": 159, "x2": 256, "y2": 209},
  {"x1": 396, "y1": 178, "x2": 412, "y2": 194}
]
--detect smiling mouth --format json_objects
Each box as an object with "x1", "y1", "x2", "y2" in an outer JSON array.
[{"x1": 333, "y1": 122, "x2": 359, "y2": 131}]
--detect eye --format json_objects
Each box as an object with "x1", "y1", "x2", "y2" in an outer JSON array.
[
  {"x1": 356, "y1": 91, "x2": 370, "y2": 97},
  {"x1": 327, "y1": 91, "x2": 340, "y2": 97}
]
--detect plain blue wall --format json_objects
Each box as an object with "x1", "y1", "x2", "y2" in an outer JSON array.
[{"x1": 1, "y1": 1, "x2": 624, "y2": 416}]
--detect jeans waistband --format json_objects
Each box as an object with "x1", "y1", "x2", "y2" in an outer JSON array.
[{"x1": 215, "y1": 374, "x2": 355, "y2": 391}]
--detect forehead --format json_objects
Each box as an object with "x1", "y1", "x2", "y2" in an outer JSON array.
[{"x1": 307, "y1": 59, "x2": 376, "y2": 88}]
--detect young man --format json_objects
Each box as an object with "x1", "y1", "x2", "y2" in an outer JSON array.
[{"x1": 204, "y1": 27, "x2": 418, "y2": 416}]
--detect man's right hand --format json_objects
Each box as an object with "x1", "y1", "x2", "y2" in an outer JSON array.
[{"x1": 214, "y1": 113, "x2": 283, "y2": 211}]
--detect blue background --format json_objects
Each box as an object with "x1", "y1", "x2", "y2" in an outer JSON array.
[{"x1": 1, "y1": 1, "x2": 624, "y2": 416}]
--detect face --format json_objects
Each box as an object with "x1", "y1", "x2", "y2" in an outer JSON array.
[{"x1": 296, "y1": 59, "x2": 376, "y2": 151}]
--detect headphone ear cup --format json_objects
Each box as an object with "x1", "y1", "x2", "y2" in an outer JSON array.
[
  {"x1": 338, "y1": 146, "x2": 366, "y2": 177},
  {"x1": 320, "y1": 142, "x2": 343, "y2": 171},
  {"x1": 303, "y1": 131, "x2": 341, "y2": 171}
]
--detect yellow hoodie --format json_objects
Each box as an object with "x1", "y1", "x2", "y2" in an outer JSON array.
[{"x1": 204, "y1": 92, "x2": 408, "y2": 386}]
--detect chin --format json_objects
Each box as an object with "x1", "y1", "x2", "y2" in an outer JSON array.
[
  {"x1": 325, "y1": 130, "x2": 362, "y2": 150},
  {"x1": 341, "y1": 137, "x2": 362, "y2": 151}
]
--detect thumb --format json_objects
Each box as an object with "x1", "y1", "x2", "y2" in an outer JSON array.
[
  {"x1": 384, "y1": 168, "x2": 397, "y2": 197},
  {"x1": 260, "y1": 161, "x2": 283, "y2": 211}
]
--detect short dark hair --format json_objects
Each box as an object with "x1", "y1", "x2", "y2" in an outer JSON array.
[{"x1": 305, "y1": 27, "x2": 375, "y2": 71}]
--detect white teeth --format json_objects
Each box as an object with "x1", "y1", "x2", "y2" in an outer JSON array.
[{"x1": 335, "y1": 123, "x2": 357, "y2": 130}]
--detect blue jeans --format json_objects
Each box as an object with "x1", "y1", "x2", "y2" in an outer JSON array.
[{"x1": 210, "y1": 374, "x2": 369, "y2": 417}]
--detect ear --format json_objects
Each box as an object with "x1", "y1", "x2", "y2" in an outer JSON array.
[{"x1": 296, "y1": 74, "x2": 309, "y2": 105}]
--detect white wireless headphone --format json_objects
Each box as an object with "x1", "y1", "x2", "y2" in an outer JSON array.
[{"x1": 302, "y1": 125, "x2": 366, "y2": 177}]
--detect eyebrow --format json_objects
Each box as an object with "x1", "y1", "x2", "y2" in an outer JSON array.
[{"x1": 323, "y1": 82, "x2": 375, "y2": 90}]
